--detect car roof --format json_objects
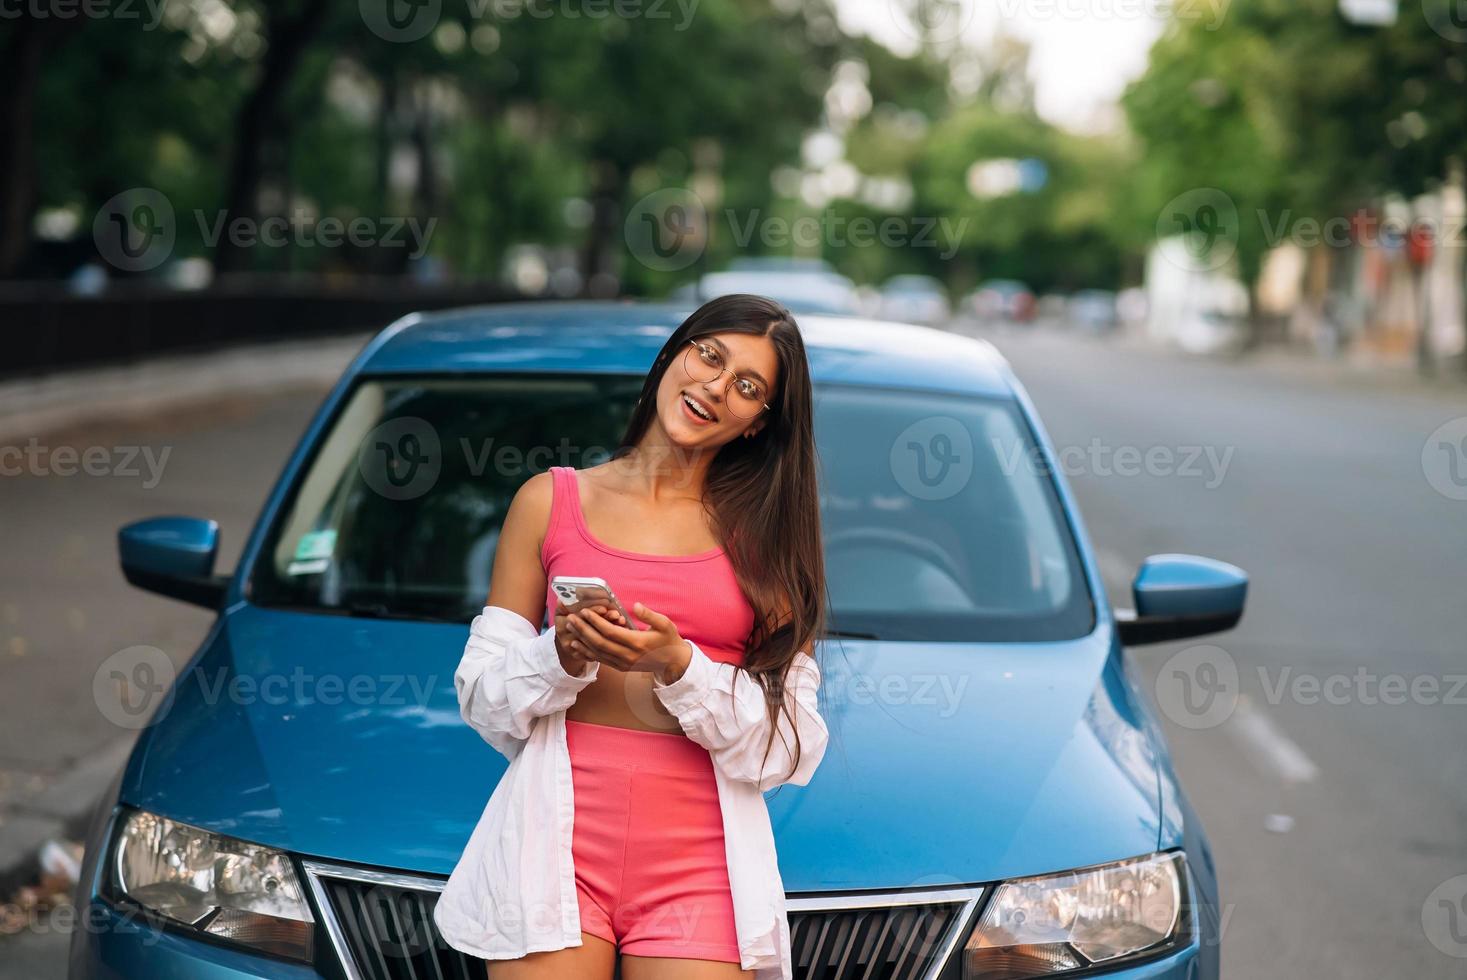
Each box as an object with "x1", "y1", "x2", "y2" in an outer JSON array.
[{"x1": 358, "y1": 301, "x2": 1015, "y2": 398}]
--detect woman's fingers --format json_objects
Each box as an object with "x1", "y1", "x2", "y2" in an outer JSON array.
[{"x1": 568, "y1": 611, "x2": 639, "y2": 662}]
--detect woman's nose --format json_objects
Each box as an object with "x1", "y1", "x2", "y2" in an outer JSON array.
[{"x1": 702, "y1": 373, "x2": 732, "y2": 399}]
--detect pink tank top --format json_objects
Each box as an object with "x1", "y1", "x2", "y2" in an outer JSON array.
[{"x1": 541, "y1": 466, "x2": 756, "y2": 667}]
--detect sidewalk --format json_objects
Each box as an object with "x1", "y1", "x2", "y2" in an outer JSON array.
[
  {"x1": 0, "y1": 333, "x2": 370, "y2": 902},
  {"x1": 1005, "y1": 320, "x2": 1467, "y2": 399},
  {"x1": 0, "y1": 333, "x2": 372, "y2": 444}
]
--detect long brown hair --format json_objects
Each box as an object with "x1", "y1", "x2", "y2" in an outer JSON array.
[{"x1": 614, "y1": 294, "x2": 826, "y2": 786}]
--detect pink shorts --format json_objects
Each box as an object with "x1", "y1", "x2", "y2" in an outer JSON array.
[{"x1": 564, "y1": 718, "x2": 742, "y2": 964}]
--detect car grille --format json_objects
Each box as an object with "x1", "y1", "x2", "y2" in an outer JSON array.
[{"x1": 303, "y1": 860, "x2": 983, "y2": 980}]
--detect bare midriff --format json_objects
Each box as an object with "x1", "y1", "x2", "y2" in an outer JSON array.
[{"x1": 563, "y1": 662, "x2": 687, "y2": 735}]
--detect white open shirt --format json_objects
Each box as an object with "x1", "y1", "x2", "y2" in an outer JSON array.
[{"x1": 433, "y1": 605, "x2": 829, "y2": 980}]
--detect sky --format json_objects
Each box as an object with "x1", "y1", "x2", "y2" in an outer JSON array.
[{"x1": 833, "y1": 0, "x2": 1170, "y2": 133}]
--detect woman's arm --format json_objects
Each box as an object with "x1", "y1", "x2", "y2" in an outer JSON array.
[
  {"x1": 455, "y1": 605, "x2": 598, "y2": 761},
  {"x1": 454, "y1": 471, "x2": 598, "y2": 760},
  {"x1": 651, "y1": 638, "x2": 828, "y2": 792}
]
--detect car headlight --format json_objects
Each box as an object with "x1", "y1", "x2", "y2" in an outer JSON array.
[
  {"x1": 961, "y1": 851, "x2": 1189, "y2": 978},
  {"x1": 106, "y1": 806, "x2": 314, "y2": 961}
]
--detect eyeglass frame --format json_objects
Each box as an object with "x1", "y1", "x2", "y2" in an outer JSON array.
[{"x1": 681, "y1": 339, "x2": 774, "y2": 418}]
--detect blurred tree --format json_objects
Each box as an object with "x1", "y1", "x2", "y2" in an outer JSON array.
[
  {"x1": 1122, "y1": 0, "x2": 1467, "y2": 345},
  {"x1": 500, "y1": 0, "x2": 840, "y2": 292},
  {"x1": 214, "y1": 0, "x2": 331, "y2": 274},
  {"x1": 912, "y1": 103, "x2": 1134, "y2": 293},
  {"x1": 0, "y1": 13, "x2": 85, "y2": 276}
]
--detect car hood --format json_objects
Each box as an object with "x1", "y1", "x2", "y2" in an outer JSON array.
[{"x1": 122, "y1": 606, "x2": 1165, "y2": 888}]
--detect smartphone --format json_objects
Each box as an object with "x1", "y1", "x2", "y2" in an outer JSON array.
[{"x1": 550, "y1": 576, "x2": 632, "y2": 624}]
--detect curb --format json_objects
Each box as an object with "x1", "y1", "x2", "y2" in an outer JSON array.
[{"x1": 0, "y1": 333, "x2": 373, "y2": 444}]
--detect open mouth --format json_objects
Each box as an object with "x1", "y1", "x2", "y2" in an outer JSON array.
[{"x1": 681, "y1": 392, "x2": 718, "y2": 423}]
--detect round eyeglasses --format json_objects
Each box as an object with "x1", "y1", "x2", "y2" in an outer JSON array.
[{"x1": 681, "y1": 339, "x2": 772, "y2": 420}]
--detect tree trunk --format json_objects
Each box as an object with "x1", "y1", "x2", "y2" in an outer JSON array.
[
  {"x1": 0, "y1": 17, "x2": 81, "y2": 277},
  {"x1": 214, "y1": 0, "x2": 330, "y2": 276},
  {"x1": 580, "y1": 160, "x2": 623, "y2": 295}
]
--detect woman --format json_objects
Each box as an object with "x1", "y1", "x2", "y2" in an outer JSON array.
[{"x1": 434, "y1": 294, "x2": 830, "y2": 980}]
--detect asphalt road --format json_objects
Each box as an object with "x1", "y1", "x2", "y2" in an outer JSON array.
[
  {"x1": 4, "y1": 324, "x2": 1465, "y2": 978},
  {"x1": 972, "y1": 324, "x2": 1467, "y2": 979}
]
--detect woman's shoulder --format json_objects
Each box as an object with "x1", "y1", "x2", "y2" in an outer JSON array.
[{"x1": 504, "y1": 469, "x2": 558, "y2": 540}]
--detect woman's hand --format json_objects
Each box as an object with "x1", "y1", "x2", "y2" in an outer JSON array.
[
  {"x1": 562, "y1": 601, "x2": 692, "y2": 681},
  {"x1": 552, "y1": 598, "x2": 626, "y2": 669}
]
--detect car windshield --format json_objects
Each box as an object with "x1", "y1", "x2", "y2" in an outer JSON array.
[{"x1": 248, "y1": 374, "x2": 1093, "y2": 641}]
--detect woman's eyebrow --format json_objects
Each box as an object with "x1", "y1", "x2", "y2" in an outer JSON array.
[{"x1": 707, "y1": 336, "x2": 771, "y2": 388}]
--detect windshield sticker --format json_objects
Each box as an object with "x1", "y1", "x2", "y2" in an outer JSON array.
[{"x1": 286, "y1": 529, "x2": 336, "y2": 576}]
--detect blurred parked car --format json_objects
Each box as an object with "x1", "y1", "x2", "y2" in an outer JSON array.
[
  {"x1": 877, "y1": 274, "x2": 951, "y2": 325},
  {"x1": 964, "y1": 279, "x2": 1036, "y2": 324},
  {"x1": 676, "y1": 260, "x2": 861, "y2": 315},
  {"x1": 1036, "y1": 293, "x2": 1069, "y2": 324},
  {"x1": 1069, "y1": 289, "x2": 1119, "y2": 331}
]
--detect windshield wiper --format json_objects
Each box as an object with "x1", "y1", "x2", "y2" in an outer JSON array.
[
  {"x1": 346, "y1": 601, "x2": 431, "y2": 621},
  {"x1": 821, "y1": 628, "x2": 879, "y2": 640}
]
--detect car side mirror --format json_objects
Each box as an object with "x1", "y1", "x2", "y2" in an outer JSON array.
[
  {"x1": 1115, "y1": 554, "x2": 1247, "y2": 646},
  {"x1": 118, "y1": 517, "x2": 229, "y2": 609}
]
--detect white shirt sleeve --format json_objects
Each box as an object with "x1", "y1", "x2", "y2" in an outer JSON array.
[
  {"x1": 651, "y1": 638, "x2": 828, "y2": 792},
  {"x1": 454, "y1": 604, "x2": 600, "y2": 760}
]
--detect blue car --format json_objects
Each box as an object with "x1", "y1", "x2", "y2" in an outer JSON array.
[{"x1": 70, "y1": 302, "x2": 1244, "y2": 980}]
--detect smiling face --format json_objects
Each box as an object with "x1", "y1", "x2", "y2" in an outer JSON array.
[{"x1": 656, "y1": 330, "x2": 780, "y2": 448}]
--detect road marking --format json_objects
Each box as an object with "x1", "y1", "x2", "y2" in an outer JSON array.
[{"x1": 1225, "y1": 695, "x2": 1320, "y2": 784}]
